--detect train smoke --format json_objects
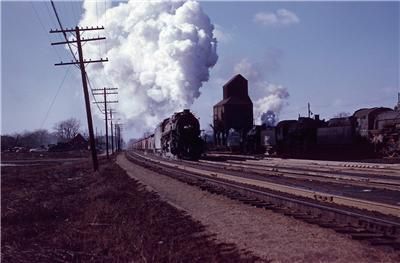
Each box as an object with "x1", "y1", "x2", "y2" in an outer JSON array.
[
  {"x1": 254, "y1": 83, "x2": 289, "y2": 125},
  {"x1": 78, "y1": 0, "x2": 218, "y2": 132},
  {"x1": 233, "y1": 58, "x2": 289, "y2": 125}
]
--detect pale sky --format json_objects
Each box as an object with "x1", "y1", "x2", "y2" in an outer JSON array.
[{"x1": 2, "y1": 1, "x2": 399, "y2": 139}]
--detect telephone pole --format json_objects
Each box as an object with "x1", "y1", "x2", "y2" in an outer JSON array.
[
  {"x1": 307, "y1": 102, "x2": 312, "y2": 118},
  {"x1": 115, "y1": 124, "x2": 118, "y2": 152},
  {"x1": 110, "y1": 109, "x2": 114, "y2": 154},
  {"x1": 92, "y1": 88, "x2": 118, "y2": 159},
  {"x1": 51, "y1": 26, "x2": 108, "y2": 171}
]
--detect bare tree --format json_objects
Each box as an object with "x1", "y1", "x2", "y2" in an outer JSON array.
[
  {"x1": 334, "y1": 112, "x2": 351, "y2": 118},
  {"x1": 54, "y1": 118, "x2": 81, "y2": 142}
]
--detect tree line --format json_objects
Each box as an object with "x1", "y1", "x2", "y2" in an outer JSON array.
[{"x1": 1, "y1": 118, "x2": 81, "y2": 151}]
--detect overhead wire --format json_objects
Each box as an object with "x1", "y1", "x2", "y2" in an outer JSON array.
[
  {"x1": 49, "y1": 0, "x2": 79, "y2": 69},
  {"x1": 30, "y1": 2, "x2": 62, "y2": 62},
  {"x1": 49, "y1": 0, "x2": 106, "y2": 116},
  {"x1": 40, "y1": 67, "x2": 72, "y2": 129}
]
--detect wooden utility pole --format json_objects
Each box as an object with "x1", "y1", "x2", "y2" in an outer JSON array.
[
  {"x1": 110, "y1": 109, "x2": 114, "y2": 154},
  {"x1": 92, "y1": 88, "x2": 118, "y2": 159},
  {"x1": 116, "y1": 124, "x2": 123, "y2": 151},
  {"x1": 115, "y1": 124, "x2": 118, "y2": 152},
  {"x1": 104, "y1": 89, "x2": 108, "y2": 158},
  {"x1": 51, "y1": 26, "x2": 108, "y2": 171}
]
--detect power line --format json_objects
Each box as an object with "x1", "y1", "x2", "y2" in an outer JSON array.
[
  {"x1": 49, "y1": 0, "x2": 111, "y2": 119},
  {"x1": 86, "y1": 73, "x2": 105, "y2": 114},
  {"x1": 40, "y1": 67, "x2": 71, "y2": 129},
  {"x1": 51, "y1": 26, "x2": 108, "y2": 171},
  {"x1": 30, "y1": 2, "x2": 62, "y2": 62},
  {"x1": 50, "y1": 0, "x2": 79, "y2": 68}
]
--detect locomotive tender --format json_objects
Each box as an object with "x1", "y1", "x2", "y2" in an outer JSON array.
[
  {"x1": 244, "y1": 106, "x2": 400, "y2": 159},
  {"x1": 132, "y1": 109, "x2": 203, "y2": 160}
]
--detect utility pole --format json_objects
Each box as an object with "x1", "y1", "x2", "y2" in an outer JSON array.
[
  {"x1": 104, "y1": 89, "x2": 109, "y2": 158},
  {"x1": 116, "y1": 124, "x2": 123, "y2": 151},
  {"x1": 307, "y1": 102, "x2": 312, "y2": 118},
  {"x1": 110, "y1": 109, "x2": 114, "y2": 154},
  {"x1": 50, "y1": 26, "x2": 108, "y2": 171},
  {"x1": 115, "y1": 124, "x2": 118, "y2": 152},
  {"x1": 95, "y1": 127, "x2": 98, "y2": 148},
  {"x1": 92, "y1": 87, "x2": 118, "y2": 159}
]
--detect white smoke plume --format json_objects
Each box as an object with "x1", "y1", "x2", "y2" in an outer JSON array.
[
  {"x1": 78, "y1": 0, "x2": 218, "y2": 133},
  {"x1": 253, "y1": 83, "x2": 289, "y2": 125},
  {"x1": 233, "y1": 57, "x2": 289, "y2": 125}
]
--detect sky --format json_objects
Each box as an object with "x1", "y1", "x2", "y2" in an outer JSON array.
[{"x1": 2, "y1": 1, "x2": 399, "y2": 140}]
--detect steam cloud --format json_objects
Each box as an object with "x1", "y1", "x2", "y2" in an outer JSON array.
[
  {"x1": 78, "y1": 0, "x2": 218, "y2": 133},
  {"x1": 254, "y1": 84, "x2": 289, "y2": 125},
  {"x1": 233, "y1": 58, "x2": 289, "y2": 125}
]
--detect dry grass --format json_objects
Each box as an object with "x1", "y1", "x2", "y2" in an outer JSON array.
[{"x1": 1, "y1": 157, "x2": 258, "y2": 262}]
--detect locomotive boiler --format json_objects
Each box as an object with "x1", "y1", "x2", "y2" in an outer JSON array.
[
  {"x1": 159, "y1": 109, "x2": 203, "y2": 160},
  {"x1": 132, "y1": 109, "x2": 203, "y2": 160}
]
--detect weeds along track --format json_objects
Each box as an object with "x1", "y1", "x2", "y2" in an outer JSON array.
[{"x1": 126, "y1": 151, "x2": 400, "y2": 250}]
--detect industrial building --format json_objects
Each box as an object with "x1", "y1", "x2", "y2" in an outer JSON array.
[{"x1": 213, "y1": 74, "x2": 253, "y2": 146}]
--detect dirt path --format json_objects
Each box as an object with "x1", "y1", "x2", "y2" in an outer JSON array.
[{"x1": 117, "y1": 154, "x2": 400, "y2": 262}]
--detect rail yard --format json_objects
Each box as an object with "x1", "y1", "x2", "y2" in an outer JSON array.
[
  {"x1": 3, "y1": 1, "x2": 400, "y2": 262},
  {"x1": 126, "y1": 150, "x2": 400, "y2": 248}
]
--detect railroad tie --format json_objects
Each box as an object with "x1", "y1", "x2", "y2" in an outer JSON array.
[
  {"x1": 333, "y1": 226, "x2": 365, "y2": 234},
  {"x1": 316, "y1": 221, "x2": 338, "y2": 228},
  {"x1": 369, "y1": 238, "x2": 400, "y2": 249},
  {"x1": 351, "y1": 232, "x2": 385, "y2": 240}
]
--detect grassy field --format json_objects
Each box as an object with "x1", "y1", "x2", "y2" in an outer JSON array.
[{"x1": 1, "y1": 156, "x2": 257, "y2": 262}]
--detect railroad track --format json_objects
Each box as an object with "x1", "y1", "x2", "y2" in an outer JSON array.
[
  {"x1": 195, "y1": 159, "x2": 400, "y2": 192},
  {"x1": 142, "y1": 153, "x2": 400, "y2": 205},
  {"x1": 126, "y1": 151, "x2": 400, "y2": 250},
  {"x1": 205, "y1": 153, "x2": 400, "y2": 177}
]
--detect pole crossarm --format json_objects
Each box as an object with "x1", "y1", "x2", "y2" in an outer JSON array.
[
  {"x1": 50, "y1": 26, "x2": 105, "y2": 33},
  {"x1": 93, "y1": 92, "x2": 118, "y2": 95},
  {"x1": 93, "y1": 100, "x2": 118, "y2": 104},
  {"x1": 51, "y1": 37, "x2": 106, "y2": 46},
  {"x1": 50, "y1": 25, "x2": 108, "y2": 171},
  {"x1": 55, "y1": 58, "x2": 108, "y2": 66},
  {"x1": 92, "y1": 88, "x2": 118, "y2": 91}
]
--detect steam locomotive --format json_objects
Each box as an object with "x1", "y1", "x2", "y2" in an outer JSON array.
[
  {"x1": 132, "y1": 109, "x2": 203, "y2": 160},
  {"x1": 244, "y1": 107, "x2": 400, "y2": 159}
]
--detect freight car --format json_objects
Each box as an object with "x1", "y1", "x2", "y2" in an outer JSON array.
[
  {"x1": 244, "y1": 107, "x2": 400, "y2": 159},
  {"x1": 132, "y1": 109, "x2": 203, "y2": 160}
]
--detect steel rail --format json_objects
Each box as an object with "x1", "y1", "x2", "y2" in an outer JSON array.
[
  {"x1": 206, "y1": 153, "x2": 400, "y2": 175},
  {"x1": 126, "y1": 151, "x2": 400, "y2": 249},
  {"x1": 196, "y1": 159, "x2": 400, "y2": 191},
  {"x1": 228, "y1": 158, "x2": 400, "y2": 178},
  {"x1": 128, "y1": 151, "x2": 400, "y2": 219}
]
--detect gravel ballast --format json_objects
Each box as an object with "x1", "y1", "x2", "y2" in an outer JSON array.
[{"x1": 117, "y1": 154, "x2": 400, "y2": 262}]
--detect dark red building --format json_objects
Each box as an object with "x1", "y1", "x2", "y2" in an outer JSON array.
[{"x1": 213, "y1": 74, "x2": 253, "y2": 146}]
